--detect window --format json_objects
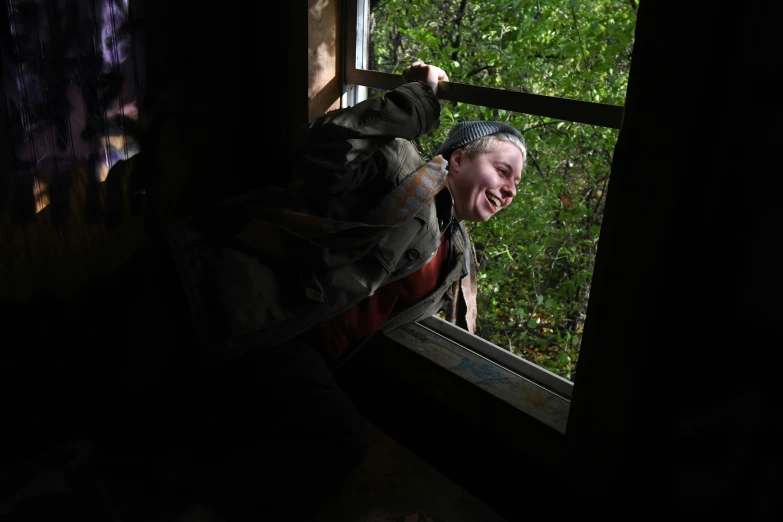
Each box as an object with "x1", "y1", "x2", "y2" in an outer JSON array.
[{"x1": 343, "y1": 0, "x2": 638, "y2": 432}]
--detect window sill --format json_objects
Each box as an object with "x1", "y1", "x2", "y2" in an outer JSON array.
[{"x1": 384, "y1": 316, "x2": 572, "y2": 434}]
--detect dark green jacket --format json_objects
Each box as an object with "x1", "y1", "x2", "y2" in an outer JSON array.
[{"x1": 165, "y1": 81, "x2": 470, "y2": 358}]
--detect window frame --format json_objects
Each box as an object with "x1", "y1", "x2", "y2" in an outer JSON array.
[
  {"x1": 343, "y1": 0, "x2": 624, "y2": 129},
  {"x1": 342, "y1": 0, "x2": 629, "y2": 433}
]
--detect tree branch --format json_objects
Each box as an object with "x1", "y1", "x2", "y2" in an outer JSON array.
[
  {"x1": 371, "y1": 0, "x2": 391, "y2": 12},
  {"x1": 522, "y1": 121, "x2": 559, "y2": 134},
  {"x1": 589, "y1": 180, "x2": 607, "y2": 226},
  {"x1": 466, "y1": 65, "x2": 493, "y2": 77},
  {"x1": 525, "y1": 149, "x2": 546, "y2": 177},
  {"x1": 483, "y1": 325, "x2": 567, "y2": 351},
  {"x1": 568, "y1": 5, "x2": 596, "y2": 101},
  {"x1": 450, "y1": 0, "x2": 469, "y2": 61}
]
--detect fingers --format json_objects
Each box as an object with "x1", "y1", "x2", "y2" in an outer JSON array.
[
  {"x1": 402, "y1": 61, "x2": 449, "y2": 97},
  {"x1": 402, "y1": 61, "x2": 425, "y2": 79}
]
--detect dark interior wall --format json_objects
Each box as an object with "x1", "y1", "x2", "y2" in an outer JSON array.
[
  {"x1": 1, "y1": 0, "x2": 309, "y2": 463},
  {"x1": 141, "y1": 1, "x2": 308, "y2": 231},
  {"x1": 140, "y1": 0, "x2": 238, "y2": 230}
]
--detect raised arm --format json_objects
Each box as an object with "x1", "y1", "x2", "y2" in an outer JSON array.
[{"x1": 295, "y1": 62, "x2": 450, "y2": 185}]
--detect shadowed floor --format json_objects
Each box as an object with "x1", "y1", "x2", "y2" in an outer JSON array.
[{"x1": 313, "y1": 420, "x2": 507, "y2": 522}]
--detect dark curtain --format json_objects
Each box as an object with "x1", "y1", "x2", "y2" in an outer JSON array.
[
  {"x1": 0, "y1": 0, "x2": 145, "y2": 299},
  {"x1": 0, "y1": 0, "x2": 145, "y2": 224},
  {"x1": 0, "y1": 0, "x2": 146, "y2": 300},
  {"x1": 568, "y1": 1, "x2": 783, "y2": 520}
]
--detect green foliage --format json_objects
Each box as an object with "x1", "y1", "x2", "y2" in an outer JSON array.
[{"x1": 370, "y1": 0, "x2": 637, "y2": 381}]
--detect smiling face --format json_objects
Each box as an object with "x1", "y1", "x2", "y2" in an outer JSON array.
[{"x1": 445, "y1": 140, "x2": 525, "y2": 222}]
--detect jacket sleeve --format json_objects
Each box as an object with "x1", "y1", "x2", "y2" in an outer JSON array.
[{"x1": 293, "y1": 81, "x2": 441, "y2": 189}]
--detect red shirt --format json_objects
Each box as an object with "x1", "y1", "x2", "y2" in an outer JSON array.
[{"x1": 318, "y1": 237, "x2": 451, "y2": 360}]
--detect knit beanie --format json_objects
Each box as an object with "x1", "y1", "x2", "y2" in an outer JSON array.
[{"x1": 433, "y1": 121, "x2": 526, "y2": 159}]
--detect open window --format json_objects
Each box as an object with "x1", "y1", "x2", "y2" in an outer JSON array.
[{"x1": 330, "y1": 0, "x2": 639, "y2": 434}]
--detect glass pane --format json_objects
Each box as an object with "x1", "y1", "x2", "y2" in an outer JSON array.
[
  {"x1": 368, "y1": 0, "x2": 638, "y2": 106},
  {"x1": 362, "y1": 90, "x2": 616, "y2": 381},
  {"x1": 432, "y1": 106, "x2": 617, "y2": 382},
  {"x1": 475, "y1": 115, "x2": 615, "y2": 383}
]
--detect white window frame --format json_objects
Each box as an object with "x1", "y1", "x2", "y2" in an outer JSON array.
[{"x1": 343, "y1": 0, "x2": 626, "y2": 434}]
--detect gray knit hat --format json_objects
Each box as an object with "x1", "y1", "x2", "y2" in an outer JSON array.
[{"x1": 433, "y1": 121, "x2": 526, "y2": 159}]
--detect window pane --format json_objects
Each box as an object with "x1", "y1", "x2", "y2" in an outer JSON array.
[
  {"x1": 475, "y1": 113, "x2": 615, "y2": 383},
  {"x1": 362, "y1": 91, "x2": 616, "y2": 382},
  {"x1": 427, "y1": 106, "x2": 617, "y2": 383},
  {"x1": 368, "y1": 0, "x2": 637, "y2": 106},
  {"x1": 363, "y1": 89, "x2": 616, "y2": 382}
]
